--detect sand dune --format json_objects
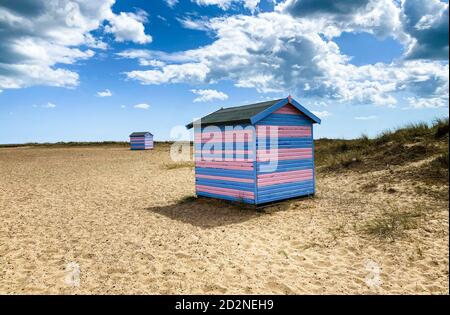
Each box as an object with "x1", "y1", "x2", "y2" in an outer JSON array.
[{"x1": 0, "y1": 145, "x2": 448, "y2": 294}]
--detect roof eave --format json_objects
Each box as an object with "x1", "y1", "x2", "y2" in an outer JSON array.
[
  {"x1": 250, "y1": 97, "x2": 321, "y2": 125},
  {"x1": 186, "y1": 119, "x2": 252, "y2": 130}
]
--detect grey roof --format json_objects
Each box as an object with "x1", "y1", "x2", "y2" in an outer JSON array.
[
  {"x1": 186, "y1": 99, "x2": 283, "y2": 129},
  {"x1": 129, "y1": 132, "x2": 153, "y2": 137}
]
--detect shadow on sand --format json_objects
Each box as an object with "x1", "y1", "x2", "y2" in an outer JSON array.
[{"x1": 146, "y1": 196, "x2": 291, "y2": 229}]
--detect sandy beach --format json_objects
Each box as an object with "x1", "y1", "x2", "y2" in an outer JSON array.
[{"x1": 0, "y1": 144, "x2": 448, "y2": 294}]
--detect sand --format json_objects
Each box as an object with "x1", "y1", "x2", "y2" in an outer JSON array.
[{"x1": 0, "y1": 145, "x2": 448, "y2": 294}]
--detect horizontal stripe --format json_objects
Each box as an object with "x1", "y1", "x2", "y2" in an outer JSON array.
[
  {"x1": 197, "y1": 191, "x2": 255, "y2": 204},
  {"x1": 196, "y1": 174, "x2": 254, "y2": 183},
  {"x1": 257, "y1": 148, "x2": 313, "y2": 161},
  {"x1": 256, "y1": 125, "x2": 311, "y2": 130},
  {"x1": 258, "y1": 169, "x2": 313, "y2": 180},
  {"x1": 198, "y1": 149, "x2": 251, "y2": 155},
  {"x1": 196, "y1": 178, "x2": 254, "y2": 191},
  {"x1": 273, "y1": 104, "x2": 302, "y2": 115},
  {"x1": 196, "y1": 185, "x2": 254, "y2": 199},
  {"x1": 257, "y1": 126, "x2": 311, "y2": 138},
  {"x1": 195, "y1": 130, "x2": 253, "y2": 137},
  {"x1": 195, "y1": 153, "x2": 254, "y2": 158},
  {"x1": 196, "y1": 138, "x2": 254, "y2": 144},
  {"x1": 257, "y1": 160, "x2": 314, "y2": 173},
  {"x1": 196, "y1": 157, "x2": 253, "y2": 162},
  {"x1": 196, "y1": 125, "x2": 252, "y2": 132},
  {"x1": 256, "y1": 114, "x2": 312, "y2": 126},
  {"x1": 196, "y1": 161, "x2": 254, "y2": 170},
  {"x1": 257, "y1": 187, "x2": 314, "y2": 204},
  {"x1": 196, "y1": 167, "x2": 254, "y2": 179},
  {"x1": 257, "y1": 180, "x2": 314, "y2": 193},
  {"x1": 195, "y1": 142, "x2": 254, "y2": 150},
  {"x1": 257, "y1": 155, "x2": 312, "y2": 162},
  {"x1": 258, "y1": 175, "x2": 313, "y2": 187},
  {"x1": 256, "y1": 141, "x2": 313, "y2": 149},
  {"x1": 257, "y1": 138, "x2": 313, "y2": 144}
]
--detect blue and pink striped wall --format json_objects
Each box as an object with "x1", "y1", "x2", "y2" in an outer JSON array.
[
  {"x1": 130, "y1": 133, "x2": 154, "y2": 150},
  {"x1": 194, "y1": 103, "x2": 316, "y2": 205}
]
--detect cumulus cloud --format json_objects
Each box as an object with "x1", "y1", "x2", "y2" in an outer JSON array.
[
  {"x1": 126, "y1": 63, "x2": 209, "y2": 85},
  {"x1": 134, "y1": 103, "x2": 150, "y2": 110},
  {"x1": 191, "y1": 89, "x2": 229, "y2": 102},
  {"x1": 277, "y1": 0, "x2": 402, "y2": 39},
  {"x1": 0, "y1": 1, "x2": 151, "y2": 91},
  {"x1": 96, "y1": 89, "x2": 112, "y2": 97},
  {"x1": 193, "y1": 1, "x2": 261, "y2": 12},
  {"x1": 123, "y1": 11, "x2": 448, "y2": 108},
  {"x1": 401, "y1": 0, "x2": 449, "y2": 60},
  {"x1": 407, "y1": 96, "x2": 448, "y2": 109},
  {"x1": 279, "y1": 0, "x2": 370, "y2": 17},
  {"x1": 105, "y1": 10, "x2": 152, "y2": 44}
]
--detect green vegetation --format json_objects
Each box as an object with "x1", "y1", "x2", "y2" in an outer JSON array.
[
  {"x1": 315, "y1": 117, "x2": 449, "y2": 184},
  {"x1": 361, "y1": 207, "x2": 423, "y2": 241}
]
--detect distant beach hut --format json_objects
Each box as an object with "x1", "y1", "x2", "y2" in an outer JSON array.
[
  {"x1": 129, "y1": 132, "x2": 153, "y2": 150},
  {"x1": 186, "y1": 96, "x2": 321, "y2": 205}
]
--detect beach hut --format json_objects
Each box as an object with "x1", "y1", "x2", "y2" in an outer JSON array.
[
  {"x1": 186, "y1": 96, "x2": 321, "y2": 205},
  {"x1": 129, "y1": 132, "x2": 154, "y2": 150}
]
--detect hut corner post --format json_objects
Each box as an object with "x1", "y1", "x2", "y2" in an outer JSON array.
[
  {"x1": 252, "y1": 125, "x2": 258, "y2": 205},
  {"x1": 193, "y1": 117, "x2": 202, "y2": 199},
  {"x1": 312, "y1": 126, "x2": 316, "y2": 196}
]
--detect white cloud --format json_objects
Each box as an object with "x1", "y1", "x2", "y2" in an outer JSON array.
[
  {"x1": 277, "y1": 0, "x2": 403, "y2": 39},
  {"x1": 401, "y1": 0, "x2": 449, "y2": 60},
  {"x1": 105, "y1": 10, "x2": 152, "y2": 44},
  {"x1": 165, "y1": 0, "x2": 179, "y2": 8},
  {"x1": 123, "y1": 11, "x2": 448, "y2": 108},
  {"x1": 0, "y1": 1, "x2": 152, "y2": 91},
  {"x1": 407, "y1": 96, "x2": 448, "y2": 109},
  {"x1": 134, "y1": 103, "x2": 150, "y2": 110},
  {"x1": 117, "y1": 50, "x2": 166, "y2": 67},
  {"x1": 354, "y1": 115, "x2": 377, "y2": 120},
  {"x1": 193, "y1": 0, "x2": 261, "y2": 12},
  {"x1": 311, "y1": 110, "x2": 331, "y2": 118},
  {"x1": 126, "y1": 63, "x2": 209, "y2": 85},
  {"x1": 120, "y1": 105, "x2": 126, "y2": 108},
  {"x1": 43, "y1": 102, "x2": 56, "y2": 109},
  {"x1": 96, "y1": 89, "x2": 112, "y2": 97},
  {"x1": 177, "y1": 17, "x2": 211, "y2": 31},
  {"x1": 191, "y1": 89, "x2": 229, "y2": 102}
]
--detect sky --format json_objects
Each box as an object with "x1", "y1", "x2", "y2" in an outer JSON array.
[{"x1": 0, "y1": 0, "x2": 448, "y2": 143}]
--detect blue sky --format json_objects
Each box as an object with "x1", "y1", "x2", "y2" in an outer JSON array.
[{"x1": 0, "y1": 0, "x2": 448, "y2": 143}]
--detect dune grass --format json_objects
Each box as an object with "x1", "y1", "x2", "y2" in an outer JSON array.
[
  {"x1": 361, "y1": 207, "x2": 423, "y2": 241},
  {"x1": 315, "y1": 117, "x2": 449, "y2": 184}
]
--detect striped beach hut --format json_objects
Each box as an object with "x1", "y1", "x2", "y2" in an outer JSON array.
[
  {"x1": 186, "y1": 96, "x2": 321, "y2": 205},
  {"x1": 129, "y1": 132, "x2": 154, "y2": 150}
]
